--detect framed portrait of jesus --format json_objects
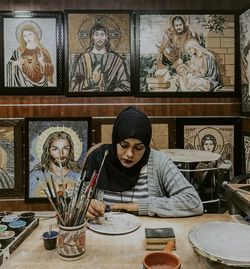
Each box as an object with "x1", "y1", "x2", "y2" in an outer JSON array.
[
  {"x1": 64, "y1": 10, "x2": 134, "y2": 96},
  {"x1": 0, "y1": 11, "x2": 64, "y2": 95},
  {"x1": 25, "y1": 117, "x2": 92, "y2": 201}
]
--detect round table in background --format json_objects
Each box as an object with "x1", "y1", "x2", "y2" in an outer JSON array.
[{"x1": 161, "y1": 149, "x2": 222, "y2": 213}]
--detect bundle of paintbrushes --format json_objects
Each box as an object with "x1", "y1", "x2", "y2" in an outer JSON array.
[{"x1": 36, "y1": 150, "x2": 108, "y2": 227}]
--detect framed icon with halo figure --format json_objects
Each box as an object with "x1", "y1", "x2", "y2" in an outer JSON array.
[
  {"x1": 176, "y1": 117, "x2": 242, "y2": 179},
  {"x1": 243, "y1": 132, "x2": 250, "y2": 174},
  {"x1": 0, "y1": 119, "x2": 23, "y2": 198},
  {"x1": 25, "y1": 117, "x2": 92, "y2": 201},
  {"x1": 92, "y1": 116, "x2": 176, "y2": 149},
  {"x1": 240, "y1": 5, "x2": 250, "y2": 114},
  {"x1": 0, "y1": 11, "x2": 64, "y2": 95},
  {"x1": 135, "y1": 11, "x2": 237, "y2": 97},
  {"x1": 64, "y1": 10, "x2": 134, "y2": 96}
]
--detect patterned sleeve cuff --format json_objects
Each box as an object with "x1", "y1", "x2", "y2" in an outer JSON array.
[{"x1": 138, "y1": 199, "x2": 150, "y2": 216}]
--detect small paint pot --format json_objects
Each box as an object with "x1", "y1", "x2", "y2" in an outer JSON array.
[
  {"x1": 0, "y1": 230, "x2": 15, "y2": 248},
  {"x1": 0, "y1": 224, "x2": 7, "y2": 232},
  {"x1": 0, "y1": 211, "x2": 11, "y2": 222},
  {"x1": 19, "y1": 212, "x2": 35, "y2": 224},
  {"x1": 42, "y1": 230, "x2": 59, "y2": 250},
  {"x1": 1, "y1": 214, "x2": 19, "y2": 223},
  {"x1": 8, "y1": 220, "x2": 26, "y2": 234},
  {"x1": 143, "y1": 241, "x2": 181, "y2": 269}
]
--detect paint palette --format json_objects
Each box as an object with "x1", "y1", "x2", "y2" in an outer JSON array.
[
  {"x1": 0, "y1": 225, "x2": 7, "y2": 232},
  {"x1": 1, "y1": 214, "x2": 19, "y2": 223},
  {"x1": 0, "y1": 212, "x2": 39, "y2": 267},
  {"x1": 9, "y1": 220, "x2": 26, "y2": 230}
]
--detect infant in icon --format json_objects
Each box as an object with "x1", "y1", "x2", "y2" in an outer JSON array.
[{"x1": 176, "y1": 64, "x2": 210, "y2": 92}]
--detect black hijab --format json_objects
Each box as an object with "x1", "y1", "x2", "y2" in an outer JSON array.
[{"x1": 86, "y1": 106, "x2": 152, "y2": 191}]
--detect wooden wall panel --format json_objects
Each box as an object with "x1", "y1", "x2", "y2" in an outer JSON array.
[{"x1": 0, "y1": 96, "x2": 241, "y2": 118}]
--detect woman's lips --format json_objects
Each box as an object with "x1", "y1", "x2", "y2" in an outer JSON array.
[{"x1": 122, "y1": 159, "x2": 133, "y2": 164}]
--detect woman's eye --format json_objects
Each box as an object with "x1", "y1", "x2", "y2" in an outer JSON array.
[
  {"x1": 120, "y1": 143, "x2": 128, "y2": 148},
  {"x1": 135, "y1": 146, "x2": 144, "y2": 151}
]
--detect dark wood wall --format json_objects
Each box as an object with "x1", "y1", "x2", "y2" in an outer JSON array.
[{"x1": 0, "y1": 0, "x2": 249, "y2": 211}]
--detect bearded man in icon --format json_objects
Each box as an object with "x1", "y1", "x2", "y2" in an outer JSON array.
[
  {"x1": 157, "y1": 15, "x2": 199, "y2": 70},
  {"x1": 70, "y1": 23, "x2": 130, "y2": 92},
  {"x1": 29, "y1": 131, "x2": 81, "y2": 197}
]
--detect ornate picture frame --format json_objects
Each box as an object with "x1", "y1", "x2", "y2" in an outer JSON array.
[
  {"x1": 135, "y1": 11, "x2": 236, "y2": 97},
  {"x1": 240, "y1": 6, "x2": 250, "y2": 113},
  {"x1": 0, "y1": 119, "x2": 23, "y2": 198},
  {"x1": 92, "y1": 117, "x2": 176, "y2": 149},
  {"x1": 64, "y1": 10, "x2": 134, "y2": 96},
  {"x1": 243, "y1": 132, "x2": 250, "y2": 173},
  {"x1": 25, "y1": 117, "x2": 92, "y2": 201},
  {"x1": 0, "y1": 11, "x2": 64, "y2": 95},
  {"x1": 176, "y1": 117, "x2": 242, "y2": 179}
]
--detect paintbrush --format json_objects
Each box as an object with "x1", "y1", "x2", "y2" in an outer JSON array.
[
  {"x1": 73, "y1": 171, "x2": 98, "y2": 226},
  {"x1": 36, "y1": 177, "x2": 65, "y2": 225},
  {"x1": 77, "y1": 150, "x2": 108, "y2": 225},
  {"x1": 66, "y1": 181, "x2": 77, "y2": 225},
  {"x1": 90, "y1": 150, "x2": 108, "y2": 194},
  {"x1": 50, "y1": 174, "x2": 61, "y2": 209},
  {"x1": 57, "y1": 155, "x2": 66, "y2": 194},
  {"x1": 67, "y1": 170, "x2": 90, "y2": 225},
  {"x1": 70, "y1": 170, "x2": 97, "y2": 225},
  {"x1": 41, "y1": 167, "x2": 54, "y2": 200},
  {"x1": 76, "y1": 170, "x2": 87, "y2": 203}
]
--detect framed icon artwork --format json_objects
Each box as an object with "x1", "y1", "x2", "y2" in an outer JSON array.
[
  {"x1": 135, "y1": 12, "x2": 236, "y2": 97},
  {"x1": 0, "y1": 11, "x2": 64, "y2": 95},
  {"x1": 25, "y1": 117, "x2": 92, "y2": 201},
  {"x1": 64, "y1": 10, "x2": 134, "y2": 96}
]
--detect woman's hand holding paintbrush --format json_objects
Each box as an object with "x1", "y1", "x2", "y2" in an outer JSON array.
[
  {"x1": 86, "y1": 200, "x2": 139, "y2": 223},
  {"x1": 86, "y1": 199, "x2": 106, "y2": 220}
]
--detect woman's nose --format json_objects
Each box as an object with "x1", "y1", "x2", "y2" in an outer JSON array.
[{"x1": 126, "y1": 148, "x2": 134, "y2": 158}]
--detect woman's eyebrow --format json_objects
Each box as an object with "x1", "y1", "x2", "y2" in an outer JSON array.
[
  {"x1": 134, "y1": 142, "x2": 144, "y2": 146},
  {"x1": 121, "y1": 140, "x2": 144, "y2": 146}
]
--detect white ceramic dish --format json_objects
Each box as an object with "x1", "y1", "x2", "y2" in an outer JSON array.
[
  {"x1": 188, "y1": 221, "x2": 250, "y2": 267},
  {"x1": 88, "y1": 212, "x2": 141, "y2": 235}
]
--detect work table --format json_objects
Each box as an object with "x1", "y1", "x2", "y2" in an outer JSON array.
[
  {"x1": 1, "y1": 213, "x2": 243, "y2": 269},
  {"x1": 226, "y1": 183, "x2": 250, "y2": 216}
]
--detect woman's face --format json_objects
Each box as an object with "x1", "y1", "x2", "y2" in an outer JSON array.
[
  {"x1": 23, "y1": 30, "x2": 35, "y2": 45},
  {"x1": 186, "y1": 45, "x2": 196, "y2": 55},
  {"x1": 203, "y1": 139, "x2": 215, "y2": 152},
  {"x1": 116, "y1": 138, "x2": 146, "y2": 168}
]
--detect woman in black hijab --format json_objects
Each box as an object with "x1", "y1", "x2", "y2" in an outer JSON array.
[{"x1": 86, "y1": 107, "x2": 203, "y2": 219}]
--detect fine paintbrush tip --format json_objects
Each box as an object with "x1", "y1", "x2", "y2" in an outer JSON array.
[{"x1": 41, "y1": 166, "x2": 46, "y2": 174}]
